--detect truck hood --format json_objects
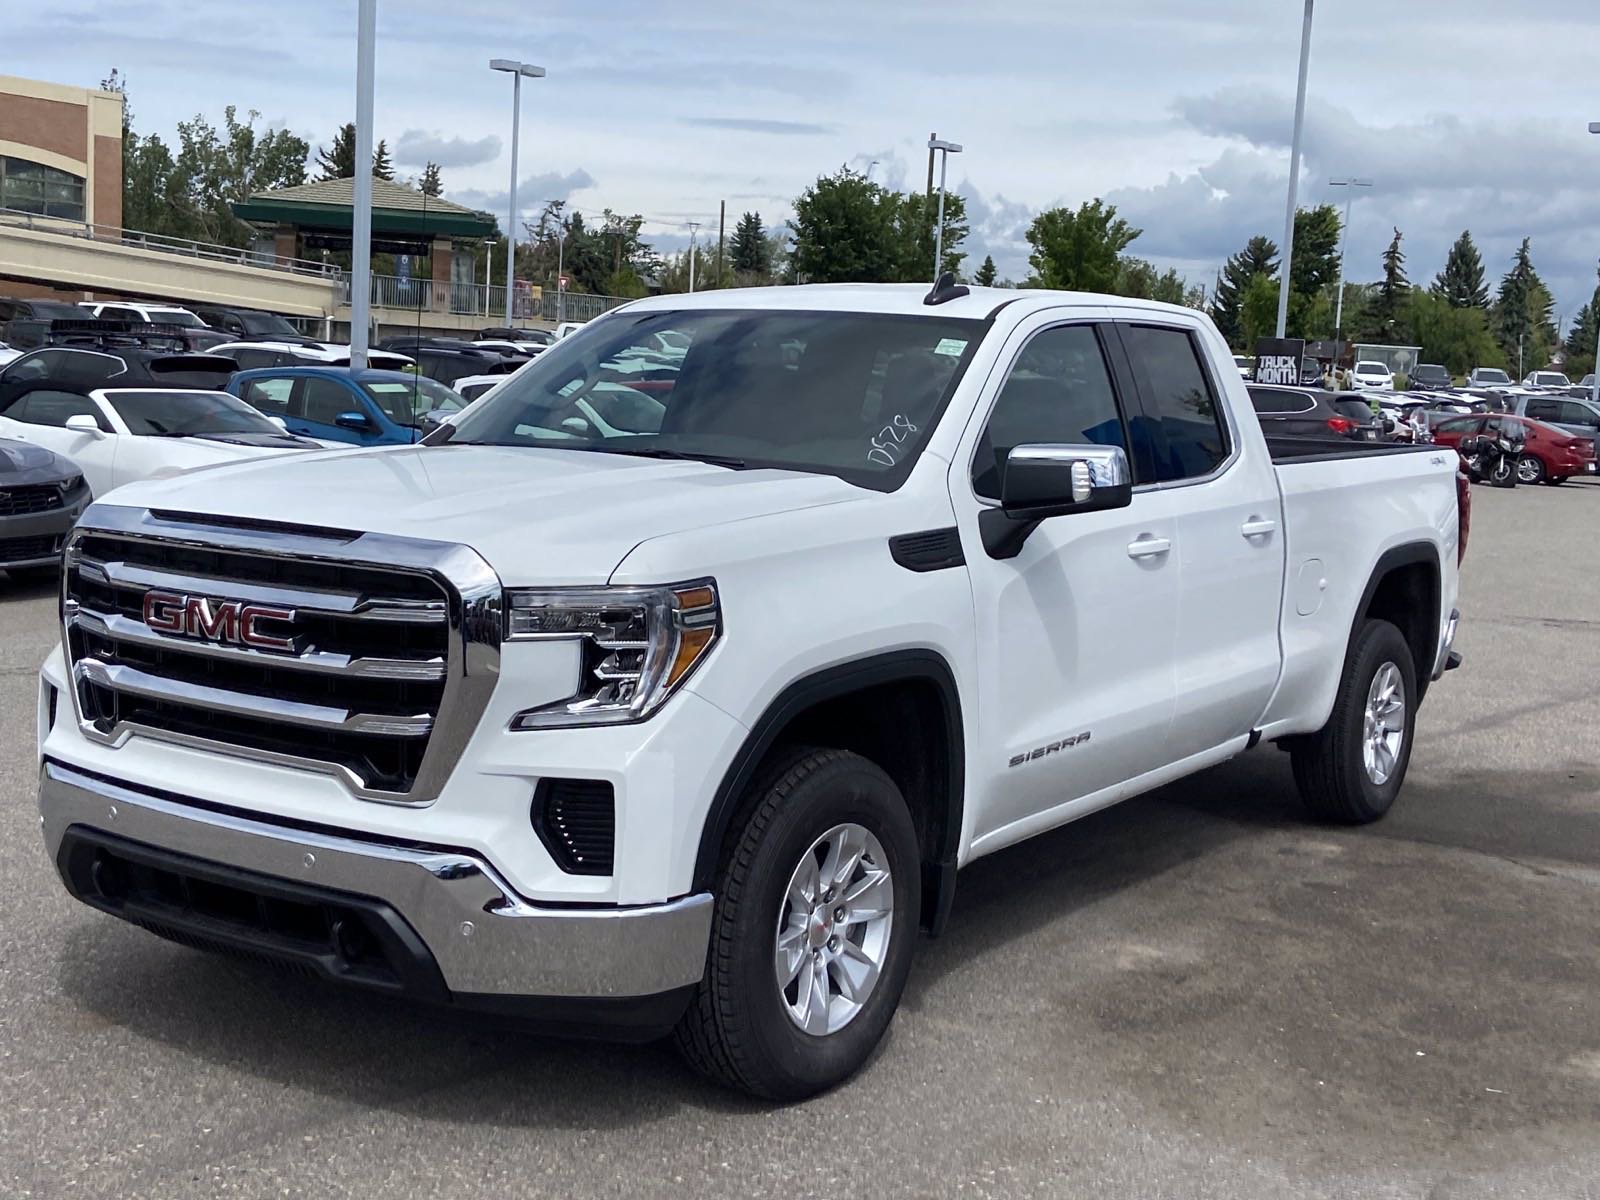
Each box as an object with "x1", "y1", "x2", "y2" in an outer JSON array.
[{"x1": 99, "y1": 444, "x2": 866, "y2": 584}]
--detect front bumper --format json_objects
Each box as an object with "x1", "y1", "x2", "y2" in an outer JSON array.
[
  {"x1": 1, "y1": 492, "x2": 86, "y2": 566},
  {"x1": 39, "y1": 761, "x2": 713, "y2": 1030}
]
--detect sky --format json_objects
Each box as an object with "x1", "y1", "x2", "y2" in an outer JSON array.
[{"x1": 8, "y1": 0, "x2": 1600, "y2": 325}]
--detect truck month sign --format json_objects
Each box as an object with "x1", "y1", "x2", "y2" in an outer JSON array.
[{"x1": 1253, "y1": 337, "x2": 1306, "y2": 386}]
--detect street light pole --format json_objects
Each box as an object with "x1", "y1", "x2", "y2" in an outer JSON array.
[
  {"x1": 482, "y1": 239, "x2": 496, "y2": 315},
  {"x1": 1275, "y1": 0, "x2": 1315, "y2": 339},
  {"x1": 1329, "y1": 177, "x2": 1372, "y2": 346},
  {"x1": 350, "y1": 0, "x2": 376, "y2": 367},
  {"x1": 490, "y1": 59, "x2": 546, "y2": 321},
  {"x1": 686, "y1": 221, "x2": 701, "y2": 293},
  {"x1": 927, "y1": 136, "x2": 963, "y2": 282},
  {"x1": 1590, "y1": 123, "x2": 1600, "y2": 405}
]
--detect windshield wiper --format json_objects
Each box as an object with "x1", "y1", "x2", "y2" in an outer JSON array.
[{"x1": 595, "y1": 447, "x2": 748, "y2": 469}]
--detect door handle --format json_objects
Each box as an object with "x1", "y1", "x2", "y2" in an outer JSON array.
[
  {"x1": 1127, "y1": 535, "x2": 1171, "y2": 559},
  {"x1": 1240, "y1": 517, "x2": 1278, "y2": 538}
]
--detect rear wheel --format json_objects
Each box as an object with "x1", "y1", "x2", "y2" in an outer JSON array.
[
  {"x1": 675, "y1": 747, "x2": 920, "y2": 1099},
  {"x1": 1290, "y1": 619, "x2": 1418, "y2": 824},
  {"x1": 1517, "y1": 455, "x2": 1546, "y2": 484}
]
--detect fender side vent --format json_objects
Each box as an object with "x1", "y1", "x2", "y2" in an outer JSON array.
[
  {"x1": 533, "y1": 779, "x2": 616, "y2": 876},
  {"x1": 889, "y1": 527, "x2": 965, "y2": 573}
]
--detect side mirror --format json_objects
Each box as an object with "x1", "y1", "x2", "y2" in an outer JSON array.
[
  {"x1": 267, "y1": 416, "x2": 288, "y2": 431},
  {"x1": 335, "y1": 410, "x2": 374, "y2": 431},
  {"x1": 64, "y1": 414, "x2": 103, "y2": 436},
  {"x1": 980, "y1": 444, "x2": 1133, "y2": 559}
]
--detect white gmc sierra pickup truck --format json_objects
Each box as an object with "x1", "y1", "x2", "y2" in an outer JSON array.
[{"x1": 36, "y1": 281, "x2": 1464, "y2": 1099}]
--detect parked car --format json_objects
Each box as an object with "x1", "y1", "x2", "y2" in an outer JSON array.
[
  {"x1": 1247, "y1": 384, "x2": 1381, "y2": 440},
  {"x1": 1349, "y1": 360, "x2": 1395, "y2": 390},
  {"x1": 1232, "y1": 354, "x2": 1253, "y2": 379},
  {"x1": 452, "y1": 374, "x2": 504, "y2": 403},
  {"x1": 1566, "y1": 375, "x2": 1596, "y2": 400},
  {"x1": 554, "y1": 320, "x2": 587, "y2": 339},
  {"x1": 1505, "y1": 392, "x2": 1600, "y2": 441},
  {"x1": 36, "y1": 284, "x2": 1464, "y2": 1099},
  {"x1": 207, "y1": 340, "x2": 414, "y2": 372},
  {"x1": 0, "y1": 297, "x2": 84, "y2": 325},
  {"x1": 0, "y1": 341, "x2": 19, "y2": 368},
  {"x1": 230, "y1": 366, "x2": 465, "y2": 446},
  {"x1": 479, "y1": 325, "x2": 554, "y2": 346},
  {"x1": 188, "y1": 305, "x2": 316, "y2": 343},
  {"x1": 0, "y1": 436, "x2": 90, "y2": 579},
  {"x1": 1466, "y1": 367, "x2": 1513, "y2": 389},
  {"x1": 1296, "y1": 357, "x2": 1325, "y2": 386},
  {"x1": 1430, "y1": 412, "x2": 1595, "y2": 485},
  {"x1": 0, "y1": 343, "x2": 238, "y2": 392},
  {"x1": 473, "y1": 338, "x2": 547, "y2": 357},
  {"x1": 1409, "y1": 364, "x2": 1453, "y2": 391},
  {"x1": 377, "y1": 343, "x2": 518, "y2": 387},
  {"x1": 78, "y1": 301, "x2": 207, "y2": 328},
  {"x1": 0, "y1": 385, "x2": 321, "y2": 497},
  {"x1": 1520, "y1": 370, "x2": 1571, "y2": 391}
]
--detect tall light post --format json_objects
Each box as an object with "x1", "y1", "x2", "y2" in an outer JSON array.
[
  {"x1": 490, "y1": 58, "x2": 545, "y2": 320},
  {"x1": 482, "y1": 239, "x2": 496, "y2": 315},
  {"x1": 1275, "y1": 0, "x2": 1315, "y2": 339},
  {"x1": 927, "y1": 136, "x2": 962, "y2": 281},
  {"x1": 1590, "y1": 122, "x2": 1599, "y2": 405},
  {"x1": 1329, "y1": 177, "x2": 1372, "y2": 346},
  {"x1": 686, "y1": 221, "x2": 701, "y2": 293},
  {"x1": 350, "y1": 0, "x2": 377, "y2": 367}
]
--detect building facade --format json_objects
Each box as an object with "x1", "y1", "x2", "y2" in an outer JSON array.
[{"x1": 0, "y1": 74, "x2": 124, "y2": 228}]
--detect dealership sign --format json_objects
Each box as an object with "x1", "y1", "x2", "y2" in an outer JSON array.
[{"x1": 1253, "y1": 337, "x2": 1305, "y2": 386}]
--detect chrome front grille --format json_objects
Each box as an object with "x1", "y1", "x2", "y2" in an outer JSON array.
[{"x1": 61, "y1": 505, "x2": 502, "y2": 802}]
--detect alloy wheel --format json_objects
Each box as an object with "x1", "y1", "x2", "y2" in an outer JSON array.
[{"x1": 1362, "y1": 661, "x2": 1407, "y2": 786}]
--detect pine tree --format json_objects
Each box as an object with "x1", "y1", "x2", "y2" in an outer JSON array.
[
  {"x1": 974, "y1": 255, "x2": 998, "y2": 287},
  {"x1": 315, "y1": 123, "x2": 356, "y2": 180},
  {"x1": 1492, "y1": 239, "x2": 1557, "y2": 373},
  {"x1": 1210, "y1": 235, "x2": 1278, "y2": 349},
  {"x1": 1431, "y1": 230, "x2": 1489, "y2": 308},
  {"x1": 729, "y1": 211, "x2": 769, "y2": 275},
  {"x1": 1563, "y1": 263, "x2": 1600, "y2": 377},
  {"x1": 372, "y1": 139, "x2": 394, "y2": 181},
  {"x1": 419, "y1": 161, "x2": 442, "y2": 197},
  {"x1": 1365, "y1": 227, "x2": 1410, "y2": 339}
]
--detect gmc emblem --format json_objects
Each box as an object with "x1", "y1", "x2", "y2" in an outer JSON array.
[{"x1": 142, "y1": 590, "x2": 297, "y2": 653}]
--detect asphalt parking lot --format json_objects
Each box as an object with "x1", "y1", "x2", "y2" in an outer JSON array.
[{"x1": 3, "y1": 481, "x2": 1598, "y2": 1200}]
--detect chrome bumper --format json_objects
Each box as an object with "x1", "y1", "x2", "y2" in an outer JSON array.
[{"x1": 38, "y1": 761, "x2": 712, "y2": 1000}]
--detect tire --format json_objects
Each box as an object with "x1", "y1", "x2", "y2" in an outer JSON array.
[
  {"x1": 1290, "y1": 619, "x2": 1418, "y2": 824},
  {"x1": 1547, "y1": 476, "x2": 1567, "y2": 486},
  {"x1": 1517, "y1": 454, "x2": 1546, "y2": 485},
  {"x1": 1489, "y1": 454, "x2": 1517, "y2": 487},
  {"x1": 674, "y1": 746, "x2": 921, "y2": 1100}
]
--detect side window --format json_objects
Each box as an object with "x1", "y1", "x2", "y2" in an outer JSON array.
[
  {"x1": 302, "y1": 378, "x2": 358, "y2": 425},
  {"x1": 10, "y1": 389, "x2": 106, "y2": 428},
  {"x1": 971, "y1": 324, "x2": 1128, "y2": 500},
  {"x1": 231, "y1": 349, "x2": 276, "y2": 371},
  {"x1": 1120, "y1": 325, "x2": 1228, "y2": 482},
  {"x1": 1561, "y1": 402, "x2": 1600, "y2": 429},
  {"x1": 242, "y1": 378, "x2": 295, "y2": 417},
  {"x1": 1249, "y1": 388, "x2": 1309, "y2": 415},
  {"x1": 1525, "y1": 397, "x2": 1559, "y2": 420}
]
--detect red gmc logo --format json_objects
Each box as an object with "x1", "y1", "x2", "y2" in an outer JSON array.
[{"x1": 142, "y1": 590, "x2": 297, "y2": 653}]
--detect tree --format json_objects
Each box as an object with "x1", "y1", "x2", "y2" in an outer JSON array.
[
  {"x1": 1562, "y1": 264, "x2": 1600, "y2": 379},
  {"x1": 1492, "y1": 239, "x2": 1557, "y2": 374},
  {"x1": 729, "y1": 211, "x2": 770, "y2": 276},
  {"x1": 895, "y1": 189, "x2": 968, "y2": 279},
  {"x1": 973, "y1": 255, "x2": 998, "y2": 287},
  {"x1": 1240, "y1": 273, "x2": 1280, "y2": 348},
  {"x1": 1211, "y1": 236, "x2": 1279, "y2": 348},
  {"x1": 788, "y1": 167, "x2": 967, "y2": 283},
  {"x1": 315, "y1": 123, "x2": 394, "y2": 180},
  {"x1": 1286, "y1": 204, "x2": 1343, "y2": 339},
  {"x1": 1431, "y1": 230, "x2": 1489, "y2": 309},
  {"x1": 1024, "y1": 199, "x2": 1141, "y2": 293},
  {"x1": 1405, "y1": 292, "x2": 1503, "y2": 378},
  {"x1": 1363, "y1": 227, "x2": 1410, "y2": 340},
  {"x1": 372, "y1": 138, "x2": 394, "y2": 181},
  {"x1": 419, "y1": 162, "x2": 442, "y2": 197}
]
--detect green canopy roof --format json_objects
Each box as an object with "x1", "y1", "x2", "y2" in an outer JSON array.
[{"x1": 232, "y1": 176, "x2": 498, "y2": 239}]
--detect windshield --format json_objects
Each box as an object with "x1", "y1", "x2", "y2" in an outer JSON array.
[
  {"x1": 1536, "y1": 373, "x2": 1568, "y2": 385},
  {"x1": 104, "y1": 389, "x2": 283, "y2": 436},
  {"x1": 242, "y1": 313, "x2": 302, "y2": 338},
  {"x1": 149, "y1": 311, "x2": 204, "y2": 328},
  {"x1": 447, "y1": 309, "x2": 982, "y2": 488},
  {"x1": 1476, "y1": 369, "x2": 1510, "y2": 383},
  {"x1": 361, "y1": 376, "x2": 465, "y2": 425},
  {"x1": 1355, "y1": 362, "x2": 1386, "y2": 374}
]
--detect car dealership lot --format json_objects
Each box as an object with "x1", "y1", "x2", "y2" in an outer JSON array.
[{"x1": 2, "y1": 483, "x2": 1597, "y2": 1199}]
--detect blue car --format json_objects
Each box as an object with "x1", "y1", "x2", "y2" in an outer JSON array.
[{"x1": 228, "y1": 366, "x2": 465, "y2": 446}]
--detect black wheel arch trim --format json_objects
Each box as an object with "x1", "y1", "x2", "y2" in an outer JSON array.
[
  {"x1": 692, "y1": 648, "x2": 965, "y2": 934},
  {"x1": 1349, "y1": 542, "x2": 1442, "y2": 693}
]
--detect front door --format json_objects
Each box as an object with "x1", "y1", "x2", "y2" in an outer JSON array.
[{"x1": 953, "y1": 314, "x2": 1184, "y2": 851}]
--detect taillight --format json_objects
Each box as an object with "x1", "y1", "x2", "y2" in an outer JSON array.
[
  {"x1": 1327, "y1": 416, "x2": 1357, "y2": 434},
  {"x1": 1455, "y1": 470, "x2": 1471, "y2": 566}
]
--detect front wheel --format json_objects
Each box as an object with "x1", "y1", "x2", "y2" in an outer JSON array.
[
  {"x1": 1489, "y1": 454, "x2": 1517, "y2": 487},
  {"x1": 1517, "y1": 454, "x2": 1546, "y2": 484},
  {"x1": 1290, "y1": 619, "x2": 1418, "y2": 824},
  {"x1": 675, "y1": 747, "x2": 921, "y2": 1099}
]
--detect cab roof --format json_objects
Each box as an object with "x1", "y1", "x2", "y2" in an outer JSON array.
[{"x1": 616, "y1": 282, "x2": 1201, "y2": 322}]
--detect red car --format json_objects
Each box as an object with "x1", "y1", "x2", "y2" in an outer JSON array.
[{"x1": 1431, "y1": 413, "x2": 1597, "y2": 485}]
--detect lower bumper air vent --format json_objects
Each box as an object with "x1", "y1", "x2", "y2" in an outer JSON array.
[{"x1": 533, "y1": 778, "x2": 616, "y2": 876}]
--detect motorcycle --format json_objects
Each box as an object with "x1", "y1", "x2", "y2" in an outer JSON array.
[{"x1": 1457, "y1": 419, "x2": 1525, "y2": 488}]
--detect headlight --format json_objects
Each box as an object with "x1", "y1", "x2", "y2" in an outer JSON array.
[
  {"x1": 59, "y1": 475, "x2": 84, "y2": 494},
  {"x1": 505, "y1": 580, "x2": 720, "y2": 729}
]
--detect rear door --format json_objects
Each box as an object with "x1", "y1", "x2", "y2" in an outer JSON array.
[
  {"x1": 953, "y1": 310, "x2": 1184, "y2": 847},
  {"x1": 1111, "y1": 318, "x2": 1284, "y2": 758}
]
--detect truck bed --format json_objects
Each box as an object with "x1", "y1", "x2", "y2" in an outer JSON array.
[{"x1": 1266, "y1": 436, "x2": 1443, "y2": 464}]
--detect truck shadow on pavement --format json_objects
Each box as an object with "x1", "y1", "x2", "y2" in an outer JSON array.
[{"x1": 52, "y1": 745, "x2": 1600, "y2": 1126}]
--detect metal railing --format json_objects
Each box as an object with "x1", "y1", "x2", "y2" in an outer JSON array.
[
  {"x1": 338, "y1": 274, "x2": 531, "y2": 319},
  {"x1": 0, "y1": 206, "x2": 340, "y2": 278},
  {"x1": 541, "y1": 290, "x2": 631, "y2": 323}
]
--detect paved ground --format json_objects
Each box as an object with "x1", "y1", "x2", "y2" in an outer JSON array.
[{"x1": 3, "y1": 480, "x2": 1598, "y2": 1199}]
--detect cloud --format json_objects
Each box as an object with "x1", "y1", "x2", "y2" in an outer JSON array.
[
  {"x1": 393, "y1": 129, "x2": 502, "y2": 168},
  {"x1": 448, "y1": 168, "x2": 598, "y2": 229},
  {"x1": 681, "y1": 117, "x2": 832, "y2": 136}
]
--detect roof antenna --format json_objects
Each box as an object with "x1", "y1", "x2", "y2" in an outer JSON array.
[{"x1": 923, "y1": 271, "x2": 969, "y2": 306}]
